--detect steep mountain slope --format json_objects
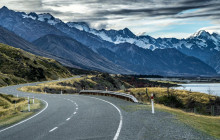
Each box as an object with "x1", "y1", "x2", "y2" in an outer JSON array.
[
  {"x1": 0, "y1": 7, "x2": 114, "y2": 52},
  {"x1": 68, "y1": 22, "x2": 220, "y2": 73},
  {"x1": 0, "y1": 26, "x2": 88, "y2": 69},
  {"x1": 0, "y1": 6, "x2": 218, "y2": 75},
  {"x1": 0, "y1": 43, "x2": 72, "y2": 86},
  {"x1": 32, "y1": 34, "x2": 131, "y2": 74},
  {"x1": 97, "y1": 43, "x2": 216, "y2": 75},
  {"x1": 0, "y1": 6, "x2": 66, "y2": 42},
  {"x1": 208, "y1": 52, "x2": 220, "y2": 74},
  {"x1": 0, "y1": 7, "x2": 131, "y2": 73}
]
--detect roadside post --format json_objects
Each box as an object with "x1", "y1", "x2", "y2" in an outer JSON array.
[
  {"x1": 106, "y1": 87, "x2": 108, "y2": 91},
  {"x1": 17, "y1": 94, "x2": 18, "y2": 98},
  {"x1": 61, "y1": 90, "x2": 63, "y2": 95},
  {"x1": 28, "y1": 96, "x2": 30, "y2": 112},
  {"x1": 151, "y1": 93, "x2": 155, "y2": 114},
  {"x1": 33, "y1": 96, "x2": 35, "y2": 104}
]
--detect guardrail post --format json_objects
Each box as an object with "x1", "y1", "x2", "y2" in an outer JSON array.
[{"x1": 151, "y1": 94, "x2": 155, "y2": 114}]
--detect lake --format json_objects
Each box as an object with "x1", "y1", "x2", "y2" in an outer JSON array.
[{"x1": 175, "y1": 83, "x2": 220, "y2": 96}]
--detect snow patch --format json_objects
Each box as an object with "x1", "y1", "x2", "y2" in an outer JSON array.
[
  {"x1": 22, "y1": 14, "x2": 36, "y2": 20},
  {"x1": 90, "y1": 30, "x2": 113, "y2": 42}
]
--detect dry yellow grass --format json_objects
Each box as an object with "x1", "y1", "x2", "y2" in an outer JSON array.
[
  {"x1": 19, "y1": 76, "x2": 91, "y2": 93},
  {"x1": 125, "y1": 87, "x2": 214, "y2": 104},
  {"x1": 119, "y1": 87, "x2": 220, "y2": 139},
  {"x1": 0, "y1": 96, "x2": 43, "y2": 127}
]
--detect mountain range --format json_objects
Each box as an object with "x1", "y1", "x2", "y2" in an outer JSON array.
[{"x1": 0, "y1": 6, "x2": 219, "y2": 76}]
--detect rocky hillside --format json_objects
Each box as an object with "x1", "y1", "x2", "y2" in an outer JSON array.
[{"x1": 0, "y1": 43, "x2": 72, "y2": 86}]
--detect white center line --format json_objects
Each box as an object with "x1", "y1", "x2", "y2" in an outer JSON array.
[
  {"x1": 49, "y1": 127, "x2": 58, "y2": 132},
  {"x1": 76, "y1": 107, "x2": 78, "y2": 110},
  {"x1": 73, "y1": 112, "x2": 76, "y2": 114},
  {"x1": 66, "y1": 118, "x2": 70, "y2": 121}
]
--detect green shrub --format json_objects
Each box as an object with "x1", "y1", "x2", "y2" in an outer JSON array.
[{"x1": 156, "y1": 95, "x2": 184, "y2": 108}]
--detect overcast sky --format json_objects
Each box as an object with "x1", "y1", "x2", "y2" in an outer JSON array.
[{"x1": 0, "y1": 0, "x2": 220, "y2": 38}]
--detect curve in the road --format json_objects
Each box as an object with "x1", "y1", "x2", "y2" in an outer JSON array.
[
  {"x1": 86, "y1": 96, "x2": 123, "y2": 140},
  {"x1": 0, "y1": 77, "x2": 123, "y2": 140}
]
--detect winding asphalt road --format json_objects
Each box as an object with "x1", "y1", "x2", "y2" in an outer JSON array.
[
  {"x1": 0, "y1": 77, "x2": 216, "y2": 140},
  {"x1": 0, "y1": 77, "x2": 124, "y2": 140}
]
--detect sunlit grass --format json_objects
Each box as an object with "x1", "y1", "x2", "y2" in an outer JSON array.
[
  {"x1": 0, "y1": 94, "x2": 43, "y2": 127},
  {"x1": 19, "y1": 76, "x2": 88, "y2": 93},
  {"x1": 119, "y1": 87, "x2": 220, "y2": 139}
]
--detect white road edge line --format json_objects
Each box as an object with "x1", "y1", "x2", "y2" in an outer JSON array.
[
  {"x1": 49, "y1": 127, "x2": 58, "y2": 132},
  {"x1": 0, "y1": 99, "x2": 49, "y2": 133},
  {"x1": 86, "y1": 96, "x2": 123, "y2": 140}
]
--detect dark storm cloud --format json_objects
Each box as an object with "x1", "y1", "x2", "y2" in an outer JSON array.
[
  {"x1": 92, "y1": 0, "x2": 220, "y2": 19},
  {"x1": 1, "y1": 0, "x2": 220, "y2": 28}
]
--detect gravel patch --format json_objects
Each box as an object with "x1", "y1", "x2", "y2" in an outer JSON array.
[{"x1": 87, "y1": 95, "x2": 217, "y2": 140}]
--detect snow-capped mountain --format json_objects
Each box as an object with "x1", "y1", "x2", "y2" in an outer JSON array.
[
  {"x1": 0, "y1": 6, "x2": 219, "y2": 75},
  {"x1": 67, "y1": 22, "x2": 90, "y2": 32},
  {"x1": 70, "y1": 22, "x2": 220, "y2": 52},
  {"x1": 67, "y1": 21, "x2": 220, "y2": 65},
  {"x1": 22, "y1": 12, "x2": 62, "y2": 25},
  {"x1": 0, "y1": 6, "x2": 65, "y2": 41}
]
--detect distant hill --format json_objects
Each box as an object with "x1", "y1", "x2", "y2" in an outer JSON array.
[
  {"x1": 97, "y1": 43, "x2": 216, "y2": 75},
  {"x1": 33, "y1": 34, "x2": 131, "y2": 74},
  {"x1": 0, "y1": 43, "x2": 72, "y2": 86}
]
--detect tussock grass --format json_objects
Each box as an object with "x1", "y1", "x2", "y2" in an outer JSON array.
[
  {"x1": 120, "y1": 87, "x2": 220, "y2": 139},
  {"x1": 0, "y1": 93, "x2": 43, "y2": 127},
  {"x1": 125, "y1": 87, "x2": 215, "y2": 104},
  {"x1": 0, "y1": 43, "x2": 72, "y2": 87},
  {"x1": 19, "y1": 77, "x2": 85, "y2": 94}
]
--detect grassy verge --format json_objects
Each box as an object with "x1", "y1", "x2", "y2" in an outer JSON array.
[
  {"x1": 155, "y1": 104, "x2": 220, "y2": 139},
  {"x1": 0, "y1": 94, "x2": 44, "y2": 128},
  {"x1": 119, "y1": 86, "x2": 220, "y2": 139},
  {"x1": 121, "y1": 103, "x2": 220, "y2": 139}
]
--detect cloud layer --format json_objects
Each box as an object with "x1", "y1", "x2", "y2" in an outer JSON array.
[{"x1": 0, "y1": 0, "x2": 219, "y2": 38}]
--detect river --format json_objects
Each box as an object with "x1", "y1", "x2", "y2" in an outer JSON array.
[{"x1": 175, "y1": 83, "x2": 220, "y2": 96}]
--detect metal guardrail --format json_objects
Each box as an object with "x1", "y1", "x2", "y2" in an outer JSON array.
[{"x1": 79, "y1": 90, "x2": 138, "y2": 103}]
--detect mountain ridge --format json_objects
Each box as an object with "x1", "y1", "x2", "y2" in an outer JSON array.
[{"x1": 0, "y1": 6, "x2": 218, "y2": 75}]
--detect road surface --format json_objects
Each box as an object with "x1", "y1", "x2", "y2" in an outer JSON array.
[
  {"x1": 0, "y1": 77, "x2": 216, "y2": 140},
  {"x1": 0, "y1": 77, "x2": 123, "y2": 140}
]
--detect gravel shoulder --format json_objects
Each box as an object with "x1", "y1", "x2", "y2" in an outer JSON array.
[{"x1": 87, "y1": 95, "x2": 217, "y2": 140}]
